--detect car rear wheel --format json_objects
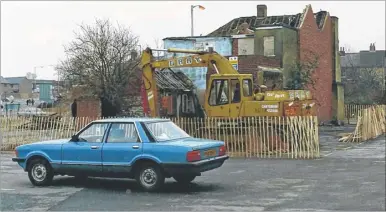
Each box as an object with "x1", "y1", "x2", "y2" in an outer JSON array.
[
  {"x1": 135, "y1": 162, "x2": 165, "y2": 192},
  {"x1": 27, "y1": 158, "x2": 54, "y2": 186},
  {"x1": 173, "y1": 174, "x2": 196, "y2": 184}
]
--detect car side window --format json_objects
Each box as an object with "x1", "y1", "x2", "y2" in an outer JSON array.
[
  {"x1": 106, "y1": 123, "x2": 139, "y2": 143},
  {"x1": 78, "y1": 123, "x2": 109, "y2": 143}
]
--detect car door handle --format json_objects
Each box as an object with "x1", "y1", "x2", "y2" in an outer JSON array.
[
  {"x1": 132, "y1": 145, "x2": 140, "y2": 149},
  {"x1": 91, "y1": 146, "x2": 99, "y2": 149}
]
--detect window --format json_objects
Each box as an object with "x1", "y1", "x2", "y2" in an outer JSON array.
[
  {"x1": 145, "y1": 121, "x2": 190, "y2": 142},
  {"x1": 230, "y1": 79, "x2": 241, "y2": 103},
  {"x1": 263, "y1": 36, "x2": 275, "y2": 57},
  {"x1": 238, "y1": 38, "x2": 255, "y2": 55},
  {"x1": 78, "y1": 123, "x2": 109, "y2": 143},
  {"x1": 106, "y1": 123, "x2": 139, "y2": 143},
  {"x1": 208, "y1": 79, "x2": 229, "y2": 106},
  {"x1": 243, "y1": 79, "x2": 253, "y2": 97}
]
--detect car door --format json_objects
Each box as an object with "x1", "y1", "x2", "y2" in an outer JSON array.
[
  {"x1": 102, "y1": 122, "x2": 143, "y2": 175},
  {"x1": 61, "y1": 122, "x2": 110, "y2": 174}
]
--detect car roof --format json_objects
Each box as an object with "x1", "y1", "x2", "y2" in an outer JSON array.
[{"x1": 92, "y1": 117, "x2": 169, "y2": 123}]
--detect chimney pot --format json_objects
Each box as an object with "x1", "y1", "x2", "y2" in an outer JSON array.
[
  {"x1": 256, "y1": 5, "x2": 267, "y2": 18},
  {"x1": 339, "y1": 47, "x2": 345, "y2": 56}
]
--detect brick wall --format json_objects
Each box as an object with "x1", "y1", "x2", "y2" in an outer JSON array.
[
  {"x1": 299, "y1": 5, "x2": 333, "y2": 122},
  {"x1": 77, "y1": 99, "x2": 101, "y2": 118},
  {"x1": 232, "y1": 39, "x2": 281, "y2": 73}
]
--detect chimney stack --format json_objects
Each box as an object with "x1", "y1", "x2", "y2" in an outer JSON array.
[
  {"x1": 256, "y1": 5, "x2": 267, "y2": 19},
  {"x1": 369, "y1": 43, "x2": 376, "y2": 52},
  {"x1": 339, "y1": 47, "x2": 345, "y2": 56}
]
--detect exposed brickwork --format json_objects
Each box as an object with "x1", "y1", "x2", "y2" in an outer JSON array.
[
  {"x1": 238, "y1": 55, "x2": 281, "y2": 73},
  {"x1": 299, "y1": 5, "x2": 333, "y2": 122},
  {"x1": 232, "y1": 39, "x2": 238, "y2": 56},
  {"x1": 231, "y1": 38, "x2": 281, "y2": 74},
  {"x1": 77, "y1": 99, "x2": 101, "y2": 118}
]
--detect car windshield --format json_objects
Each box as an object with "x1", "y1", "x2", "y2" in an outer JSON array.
[{"x1": 145, "y1": 121, "x2": 190, "y2": 142}]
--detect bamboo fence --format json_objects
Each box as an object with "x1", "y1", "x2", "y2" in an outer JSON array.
[
  {"x1": 340, "y1": 105, "x2": 386, "y2": 142},
  {"x1": 345, "y1": 104, "x2": 386, "y2": 124},
  {"x1": 0, "y1": 116, "x2": 320, "y2": 159}
]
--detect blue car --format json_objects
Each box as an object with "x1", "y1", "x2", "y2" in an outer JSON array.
[{"x1": 12, "y1": 118, "x2": 229, "y2": 191}]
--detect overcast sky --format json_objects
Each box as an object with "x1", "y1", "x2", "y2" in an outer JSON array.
[{"x1": 1, "y1": 1, "x2": 385, "y2": 80}]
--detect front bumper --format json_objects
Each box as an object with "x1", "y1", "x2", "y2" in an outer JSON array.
[
  {"x1": 162, "y1": 155, "x2": 229, "y2": 175},
  {"x1": 12, "y1": 157, "x2": 26, "y2": 162}
]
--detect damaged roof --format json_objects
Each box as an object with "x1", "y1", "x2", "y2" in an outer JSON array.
[
  {"x1": 208, "y1": 11, "x2": 328, "y2": 37},
  {"x1": 154, "y1": 69, "x2": 195, "y2": 91},
  {"x1": 0, "y1": 76, "x2": 10, "y2": 84}
]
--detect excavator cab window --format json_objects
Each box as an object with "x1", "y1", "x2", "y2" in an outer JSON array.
[
  {"x1": 209, "y1": 79, "x2": 229, "y2": 106},
  {"x1": 231, "y1": 79, "x2": 241, "y2": 103},
  {"x1": 242, "y1": 79, "x2": 253, "y2": 97}
]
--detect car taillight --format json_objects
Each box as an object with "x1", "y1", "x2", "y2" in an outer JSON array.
[
  {"x1": 219, "y1": 145, "x2": 226, "y2": 156},
  {"x1": 186, "y1": 150, "x2": 201, "y2": 162}
]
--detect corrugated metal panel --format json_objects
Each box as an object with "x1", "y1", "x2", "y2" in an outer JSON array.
[{"x1": 39, "y1": 83, "x2": 53, "y2": 103}]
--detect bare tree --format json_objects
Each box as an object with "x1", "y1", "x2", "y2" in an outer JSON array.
[
  {"x1": 285, "y1": 50, "x2": 319, "y2": 91},
  {"x1": 56, "y1": 18, "x2": 141, "y2": 117},
  {"x1": 341, "y1": 48, "x2": 384, "y2": 104}
]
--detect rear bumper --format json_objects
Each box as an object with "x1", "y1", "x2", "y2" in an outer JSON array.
[
  {"x1": 12, "y1": 157, "x2": 26, "y2": 162},
  {"x1": 162, "y1": 155, "x2": 229, "y2": 175}
]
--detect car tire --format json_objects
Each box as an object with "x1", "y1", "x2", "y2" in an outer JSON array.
[
  {"x1": 135, "y1": 162, "x2": 165, "y2": 192},
  {"x1": 27, "y1": 158, "x2": 54, "y2": 186},
  {"x1": 173, "y1": 174, "x2": 196, "y2": 184}
]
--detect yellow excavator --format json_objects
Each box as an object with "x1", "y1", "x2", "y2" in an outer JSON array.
[{"x1": 140, "y1": 47, "x2": 316, "y2": 119}]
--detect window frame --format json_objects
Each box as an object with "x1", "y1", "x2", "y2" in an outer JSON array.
[
  {"x1": 230, "y1": 79, "x2": 241, "y2": 103},
  {"x1": 75, "y1": 122, "x2": 110, "y2": 143},
  {"x1": 105, "y1": 122, "x2": 141, "y2": 143},
  {"x1": 242, "y1": 78, "x2": 253, "y2": 97},
  {"x1": 263, "y1": 36, "x2": 275, "y2": 57},
  {"x1": 208, "y1": 79, "x2": 230, "y2": 106},
  {"x1": 142, "y1": 120, "x2": 191, "y2": 143}
]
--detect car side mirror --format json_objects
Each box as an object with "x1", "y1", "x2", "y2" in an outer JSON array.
[{"x1": 71, "y1": 135, "x2": 79, "y2": 142}]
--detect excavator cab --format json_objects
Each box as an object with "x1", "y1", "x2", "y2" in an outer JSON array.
[{"x1": 205, "y1": 74, "x2": 254, "y2": 117}]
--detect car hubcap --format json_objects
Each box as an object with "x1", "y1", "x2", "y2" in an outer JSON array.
[
  {"x1": 140, "y1": 168, "x2": 157, "y2": 187},
  {"x1": 32, "y1": 164, "x2": 47, "y2": 182}
]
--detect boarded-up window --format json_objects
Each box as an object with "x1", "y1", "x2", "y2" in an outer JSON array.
[
  {"x1": 263, "y1": 36, "x2": 275, "y2": 56},
  {"x1": 238, "y1": 38, "x2": 254, "y2": 55}
]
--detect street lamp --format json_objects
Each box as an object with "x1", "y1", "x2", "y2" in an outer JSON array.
[{"x1": 190, "y1": 5, "x2": 205, "y2": 36}]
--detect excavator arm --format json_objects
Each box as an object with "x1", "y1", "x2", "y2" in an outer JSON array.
[{"x1": 140, "y1": 47, "x2": 238, "y2": 117}]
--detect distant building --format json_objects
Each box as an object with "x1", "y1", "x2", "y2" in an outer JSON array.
[
  {"x1": 163, "y1": 4, "x2": 343, "y2": 122},
  {"x1": 340, "y1": 44, "x2": 385, "y2": 104},
  {"x1": 4, "y1": 77, "x2": 33, "y2": 98},
  {"x1": 163, "y1": 36, "x2": 232, "y2": 89},
  {"x1": 0, "y1": 76, "x2": 12, "y2": 98},
  {"x1": 340, "y1": 44, "x2": 386, "y2": 70}
]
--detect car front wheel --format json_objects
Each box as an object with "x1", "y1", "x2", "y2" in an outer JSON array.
[
  {"x1": 27, "y1": 159, "x2": 54, "y2": 186},
  {"x1": 173, "y1": 174, "x2": 196, "y2": 184},
  {"x1": 136, "y1": 162, "x2": 165, "y2": 192}
]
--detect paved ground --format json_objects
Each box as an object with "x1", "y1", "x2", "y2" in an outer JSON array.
[{"x1": 1, "y1": 136, "x2": 385, "y2": 211}]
